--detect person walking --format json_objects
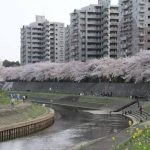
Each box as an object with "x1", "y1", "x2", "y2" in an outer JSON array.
[
  {"x1": 11, "y1": 98, "x2": 15, "y2": 109},
  {"x1": 139, "y1": 106, "x2": 143, "y2": 114}
]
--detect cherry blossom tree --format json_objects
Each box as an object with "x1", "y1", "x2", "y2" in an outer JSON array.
[{"x1": 0, "y1": 51, "x2": 150, "y2": 83}]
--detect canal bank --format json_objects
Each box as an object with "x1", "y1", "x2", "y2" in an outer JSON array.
[
  {"x1": 0, "y1": 105, "x2": 129, "y2": 150},
  {"x1": 0, "y1": 90, "x2": 146, "y2": 150},
  {"x1": 70, "y1": 114, "x2": 136, "y2": 150},
  {"x1": 75, "y1": 103, "x2": 150, "y2": 150},
  {"x1": 0, "y1": 99, "x2": 54, "y2": 142}
]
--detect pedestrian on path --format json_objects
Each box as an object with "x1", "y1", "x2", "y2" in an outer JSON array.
[
  {"x1": 16, "y1": 93, "x2": 20, "y2": 100},
  {"x1": 22, "y1": 96, "x2": 26, "y2": 103},
  {"x1": 10, "y1": 98, "x2": 15, "y2": 109},
  {"x1": 139, "y1": 106, "x2": 143, "y2": 114}
]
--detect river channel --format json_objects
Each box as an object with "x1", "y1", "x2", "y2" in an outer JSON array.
[{"x1": 0, "y1": 105, "x2": 128, "y2": 150}]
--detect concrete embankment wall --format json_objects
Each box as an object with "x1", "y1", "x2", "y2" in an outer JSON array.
[
  {"x1": 0, "y1": 111, "x2": 54, "y2": 142},
  {"x1": 0, "y1": 82, "x2": 4, "y2": 89},
  {"x1": 8, "y1": 81, "x2": 150, "y2": 97}
]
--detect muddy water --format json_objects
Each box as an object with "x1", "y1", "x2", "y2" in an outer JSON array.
[{"x1": 0, "y1": 106, "x2": 128, "y2": 150}]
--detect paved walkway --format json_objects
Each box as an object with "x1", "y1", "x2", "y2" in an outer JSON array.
[
  {"x1": 0, "y1": 101, "x2": 49, "y2": 129},
  {"x1": 78, "y1": 121, "x2": 148, "y2": 150},
  {"x1": 76, "y1": 101, "x2": 150, "y2": 150},
  {"x1": 0, "y1": 102, "x2": 31, "y2": 127},
  {"x1": 0, "y1": 102, "x2": 30, "y2": 112},
  {"x1": 80, "y1": 121, "x2": 150, "y2": 150}
]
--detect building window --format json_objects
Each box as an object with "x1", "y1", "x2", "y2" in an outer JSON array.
[{"x1": 140, "y1": 7, "x2": 144, "y2": 10}]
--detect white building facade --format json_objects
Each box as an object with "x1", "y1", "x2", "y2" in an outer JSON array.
[
  {"x1": 20, "y1": 16, "x2": 65, "y2": 65},
  {"x1": 118, "y1": 0, "x2": 150, "y2": 57},
  {"x1": 65, "y1": 0, "x2": 119, "y2": 62},
  {"x1": 64, "y1": 25, "x2": 71, "y2": 62}
]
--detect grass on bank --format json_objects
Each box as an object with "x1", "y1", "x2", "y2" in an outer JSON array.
[
  {"x1": 113, "y1": 102, "x2": 150, "y2": 150},
  {"x1": 114, "y1": 125, "x2": 150, "y2": 150},
  {"x1": 9, "y1": 91, "x2": 129, "y2": 105},
  {"x1": 0, "y1": 90, "x2": 49, "y2": 126},
  {"x1": 144, "y1": 104, "x2": 150, "y2": 113},
  {"x1": 79, "y1": 96, "x2": 129, "y2": 104},
  {"x1": 0, "y1": 90, "x2": 10, "y2": 105},
  {"x1": 0, "y1": 103, "x2": 48, "y2": 127},
  {"x1": 11, "y1": 91, "x2": 71, "y2": 100},
  {"x1": 15, "y1": 103, "x2": 47, "y2": 119}
]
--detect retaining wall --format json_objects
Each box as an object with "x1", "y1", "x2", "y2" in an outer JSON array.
[
  {"x1": 0, "y1": 111, "x2": 54, "y2": 142},
  {"x1": 8, "y1": 82, "x2": 150, "y2": 97},
  {"x1": 0, "y1": 82, "x2": 4, "y2": 89}
]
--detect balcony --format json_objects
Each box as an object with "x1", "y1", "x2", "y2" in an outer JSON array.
[
  {"x1": 86, "y1": 27, "x2": 98, "y2": 31},
  {"x1": 123, "y1": 4, "x2": 130, "y2": 10},
  {"x1": 87, "y1": 45, "x2": 100, "y2": 49},
  {"x1": 110, "y1": 22, "x2": 118, "y2": 26},
  {"x1": 139, "y1": 9, "x2": 144, "y2": 13},
  {"x1": 110, "y1": 33, "x2": 117, "y2": 37},
  {"x1": 139, "y1": 33, "x2": 144, "y2": 37},
  {"x1": 139, "y1": 17, "x2": 144, "y2": 21},
  {"x1": 109, "y1": 51, "x2": 117, "y2": 55},
  {"x1": 87, "y1": 21, "x2": 99, "y2": 25},
  {"x1": 122, "y1": 0, "x2": 130, "y2": 3},
  {"x1": 120, "y1": 36, "x2": 127, "y2": 41},
  {"x1": 87, "y1": 15, "x2": 99, "y2": 19},
  {"x1": 139, "y1": 1, "x2": 145, "y2": 5},
  {"x1": 139, "y1": 41, "x2": 144, "y2": 44},
  {"x1": 88, "y1": 39, "x2": 99, "y2": 43},
  {"x1": 87, "y1": 51, "x2": 98, "y2": 55},
  {"x1": 110, "y1": 45, "x2": 117, "y2": 49},
  {"x1": 110, "y1": 39, "x2": 117, "y2": 43},
  {"x1": 87, "y1": 33, "x2": 100, "y2": 37},
  {"x1": 121, "y1": 44, "x2": 128, "y2": 49}
]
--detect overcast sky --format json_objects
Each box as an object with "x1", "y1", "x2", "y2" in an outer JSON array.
[{"x1": 0, "y1": 0, "x2": 118, "y2": 62}]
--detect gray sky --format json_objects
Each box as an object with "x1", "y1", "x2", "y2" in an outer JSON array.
[{"x1": 0, "y1": 0, "x2": 118, "y2": 62}]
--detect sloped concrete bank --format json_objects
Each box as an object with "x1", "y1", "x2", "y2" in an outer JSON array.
[
  {"x1": 0, "y1": 109, "x2": 54, "y2": 142},
  {"x1": 70, "y1": 114, "x2": 133, "y2": 150},
  {"x1": 4, "y1": 81, "x2": 150, "y2": 97},
  {"x1": 72, "y1": 111, "x2": 147, "y2": 150}
]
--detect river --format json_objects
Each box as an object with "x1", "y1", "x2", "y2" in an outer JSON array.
[{"x1": 0, "y1": 105, "x2": 128, "y2": 150}]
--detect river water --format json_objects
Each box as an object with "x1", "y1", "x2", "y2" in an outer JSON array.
[{"x1": 0, "y1": 106, "x2": 128, "y2": 150}]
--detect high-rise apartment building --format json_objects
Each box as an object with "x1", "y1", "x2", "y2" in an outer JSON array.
[
  {"x1": 0, "y1": 61, "x2": 2, "y2": 66},
  {"x1": 65, "y1": 25, "x2": 71, "y2": 62},
  {"x1": 65, "y1": 0, "x2": 119, "y2": 62},
  {"x1": 109, "y1": 6, "x2": 119, "y2": 58},
  {"x1": 118, "y1": 0, "x2": 150, "y2": 57},
  {"x1": 47, "y1": 22, "x2": 65, "y2": 63},
  {"x1": 20, "y1": 16, "x2": 65, "y2": 65}
]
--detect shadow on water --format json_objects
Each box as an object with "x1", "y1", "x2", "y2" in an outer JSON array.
[{"x1": 0, "y1": 105, "x2": 128, "y2": 150}]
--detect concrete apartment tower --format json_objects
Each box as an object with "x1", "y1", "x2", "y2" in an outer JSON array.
[
  {"x1": 47, "y1": 22, "x2": 65, "y2": 63},
  {"x1": 0, "y1": 60, "x2": 2, "y2": 66},
  {"x1": 65, "y1": 25, "x2": 71, "y2": 62},
  {"x1": 118, "y1": 0, "x2": 150, "y2": 57},
  {"x1": 66, "y1": 0, "x2": 118, "y2": 62},
  {"x1": 20, "y1": 16, "x2": 65, "y2": 65}
]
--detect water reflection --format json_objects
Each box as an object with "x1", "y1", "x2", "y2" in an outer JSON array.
[{"x1": 0, "y1": 106, "x2": 128, "y2": 150}]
